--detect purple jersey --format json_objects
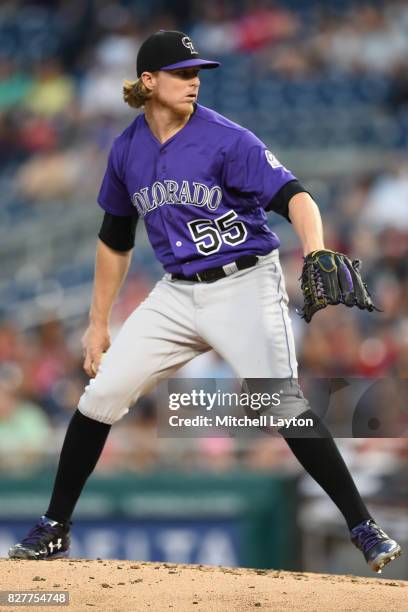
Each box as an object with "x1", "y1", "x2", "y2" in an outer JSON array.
[{"x1": 98, "y1": 104, "x2": 297, "y2": 275}]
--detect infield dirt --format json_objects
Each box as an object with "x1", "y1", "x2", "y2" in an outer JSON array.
[{"x1": 1, "y1": 559, "x2": 406, "y2": 612}]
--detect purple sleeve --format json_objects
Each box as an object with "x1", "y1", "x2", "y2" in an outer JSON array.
[
  {"x1": 224, "y1": 130, "x2": 297, "y2": 209},
  {"x1": 97, "y1": 139, "x2": 136, "y2": 216}
]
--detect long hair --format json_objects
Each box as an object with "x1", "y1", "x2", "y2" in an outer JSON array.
[{"x1": 123, "y1": 78, "x2": 152, "y2": 109}]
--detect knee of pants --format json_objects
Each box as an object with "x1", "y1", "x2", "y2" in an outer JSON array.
[
  {"x1": 77, "y1": 376, "x2": 138, "y2": 425},
  {"x1": 244, "y1": 379, "x2": 309, "y2": 419},
  {"x1": 274, "y1": 380, "x2": 310, "y2": 419}
]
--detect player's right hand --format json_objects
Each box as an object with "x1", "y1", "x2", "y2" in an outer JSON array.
[{"x1": 81, "y1": 323, "x2": 111, "y2": 378}]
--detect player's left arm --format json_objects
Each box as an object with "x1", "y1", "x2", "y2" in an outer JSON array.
[
  {"x1": 288, "y1": 191, "x2": 325, "y2": 256},
  {"x1": 287, "y1": 192, "x2": 379, "y2": 322}
]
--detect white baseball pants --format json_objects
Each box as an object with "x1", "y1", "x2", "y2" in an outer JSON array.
[{"x1": 78, "y1": 250, "x2": 309, "y2": 424}]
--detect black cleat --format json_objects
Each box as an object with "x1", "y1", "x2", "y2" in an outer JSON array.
[
  {"x1": 350, "y1": 519, "x2": 402, "y2": 573},
  {"x1": 8, "y1": 516, "x2": 71, "y2": 560}
]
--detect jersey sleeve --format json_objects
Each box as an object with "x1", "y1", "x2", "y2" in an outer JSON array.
[
  {"x1": 224, "y1": 130, "x2": 297, "y2": 210},
  {"x1": 97, "y1": 138, "x2": 136, "y2": 217}
]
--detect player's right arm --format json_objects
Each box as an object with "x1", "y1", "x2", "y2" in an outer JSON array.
[
  {"x1": 85, "y1": 132, "x2": 138, "y2": 378},
  {"x1": 82, "y1": 238, "x2": 132, "y2": 378}
]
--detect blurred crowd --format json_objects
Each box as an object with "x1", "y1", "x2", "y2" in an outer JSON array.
[
  {"x1": 192, "y1": 0, "x2": 408, "y2": 76},
  {"x1": 1, "y1": 0, "x2": 408, "y2": 180},
  {"x1": 0, "y1": 0, "x2": 407, "y2": 512}
]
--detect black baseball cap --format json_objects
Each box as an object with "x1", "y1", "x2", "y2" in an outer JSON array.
[{"x1": 136, "y1": 30, "x2": 220, "y2": 77}]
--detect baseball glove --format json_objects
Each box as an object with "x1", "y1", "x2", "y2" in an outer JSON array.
[{"x1": 299, "y1": 249, "x2": 380, "y2": 323}]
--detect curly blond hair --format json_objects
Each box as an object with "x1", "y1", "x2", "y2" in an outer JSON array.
[{"x1": 123, "y1": 78, "x2": 152, "y2": 109}]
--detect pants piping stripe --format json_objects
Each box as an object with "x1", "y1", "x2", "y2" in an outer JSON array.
[{"x1": 276, "y1": 270, "x2": 294, "y2": 379}]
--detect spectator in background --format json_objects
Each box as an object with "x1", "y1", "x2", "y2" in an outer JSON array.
[
  {"x1": 236, "y1": 0, "x2": 299, "y2": 52},
  {"x1": 0, "y1": 363, "x2": 51, "y2": 472},
  {"x1": 0, "y1": 57, "x2": 33, "y2": 111},
  {"x1": 191, "y1": 0, "x2": 299, "y2": 57},
  {"x1": 299, "y1": 309, "x2": 363, "y2": 376},
  {"x1": 318, "y1": 4, "x2": 408, "y2": 75},
  {"x1": 359, "y1": 164, "x2": 408, "y2": 233},
  {"x1": 18, "y1": 112, "x2": 59, "y2": 155},
  {"x1": 22, "y1": 319, "x2": 77, "y2": 407},
  {"x1": 264, "y1": 43, "x2": 323, "y2": 79},
  {"x1": 190, "y1": 2, "x2": 238, "y2": 55},
  {"x1": 79, "y1": 26, "x2": 140, "y2": 119},
  {"x1": 24, "y1": 59, "x2": 76, "y2": 118},
  {"x1": 0, "y1": 319, "x2": 22, "y2": 363},
  {"x1": 15, "y1": 148, "x2": 85, "y2": 201},
  {"x1": 14, "y1": 136, "x2": 110, "y2": 202}
]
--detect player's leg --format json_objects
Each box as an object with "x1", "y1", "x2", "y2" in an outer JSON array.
[
  {"x1": 8, "y1": 277, "x2": 209, "y2": 559},
  {"x1": 195, "y1": 251, "x2": 366, "y2": 524},
  {"x1": 195, "y1": 249, "x2": 307, "y2": 421},
  {"x1": 279, "y1": 415, "x2": 402, "y2": 572},
  {"x1": 197, "y1": 251, "x2": 401, "y2": 571},
  {"x1": 196, "y1": 250, "x2": 298, "y2": 378}
]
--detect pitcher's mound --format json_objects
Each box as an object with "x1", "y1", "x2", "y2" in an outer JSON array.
[{"x1": 2, "y1": 559, "x2": 406, "y2": 612}]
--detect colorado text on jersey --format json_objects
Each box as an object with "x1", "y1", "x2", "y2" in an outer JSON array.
[{"x1": 131, "y1": 180, "x2": 223, "y2": 216}]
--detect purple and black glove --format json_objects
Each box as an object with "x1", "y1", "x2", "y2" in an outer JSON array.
[{"x1": 299, "y1": 249, "x2": 380, "y2": 323}]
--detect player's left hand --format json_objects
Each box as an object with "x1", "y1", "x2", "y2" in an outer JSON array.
[{"x1": 298, "y1": 248, "x2": 381, "y2": 323}]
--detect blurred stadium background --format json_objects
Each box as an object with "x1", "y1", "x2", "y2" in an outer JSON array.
[{"x1": 0, "y1": 0, "x2": 407, "y2": 577}]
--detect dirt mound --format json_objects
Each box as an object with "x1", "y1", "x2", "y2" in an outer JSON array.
[{"x1": 1, "y1": 559, "x2": 406, "y2": 612}]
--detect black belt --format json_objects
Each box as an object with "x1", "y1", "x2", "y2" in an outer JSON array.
[{"x1": 171, "y1": 254, "x2": 259, "y2": 283}]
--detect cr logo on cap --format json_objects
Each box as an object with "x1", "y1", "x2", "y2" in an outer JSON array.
[{"x1": 182, "y1": 36, "x2": 198, "y2": 55}]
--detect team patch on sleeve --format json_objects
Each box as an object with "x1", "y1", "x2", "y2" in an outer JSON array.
[{"x1": 265, "y1": 150, "x2": 283, "y2": 169}]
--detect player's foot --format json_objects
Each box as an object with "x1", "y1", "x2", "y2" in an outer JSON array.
[
  {"x1": 8, "y1": 515, "x2": 71, "y2": 560},
  {"x1": 350, "y1": 519, "x2": 402, "y2": 573}
]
